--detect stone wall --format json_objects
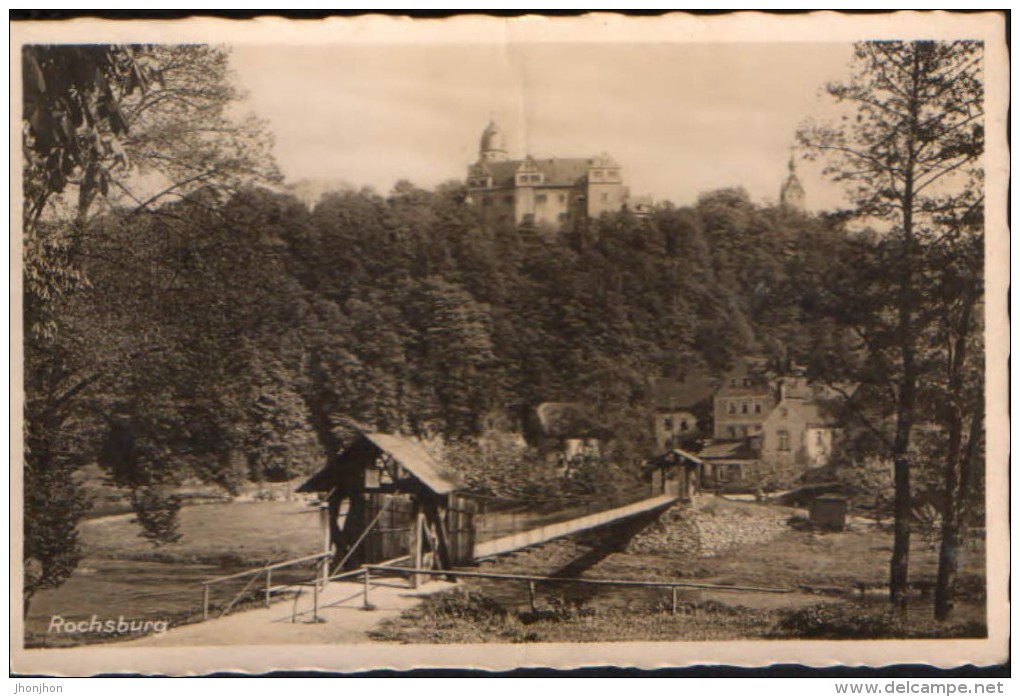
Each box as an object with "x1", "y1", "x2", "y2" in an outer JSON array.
[{"x1": 625, "y1": 496, "x2": 788, "y2": 558}]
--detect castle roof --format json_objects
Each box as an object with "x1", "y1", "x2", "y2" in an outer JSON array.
[{"x1": 473, "y1": 157, "x2": 605, "y2": 188}]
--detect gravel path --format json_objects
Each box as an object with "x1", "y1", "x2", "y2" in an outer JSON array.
[{"x1": 124, "y1": 578, "x2": 455, "y2": 646}]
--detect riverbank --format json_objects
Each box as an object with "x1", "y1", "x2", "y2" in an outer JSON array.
[{"x1": 371, "y1": 498, "x2": 988, "y2": 643}]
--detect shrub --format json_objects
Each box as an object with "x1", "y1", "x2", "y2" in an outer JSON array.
[{"x1": 774, "y1": 602, "x2": 986, "y2": 639}]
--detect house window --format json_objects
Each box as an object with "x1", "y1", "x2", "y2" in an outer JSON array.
[
  {"x1": 530, "y1": 174, "x2": 542, "y2": 184},
  {"x1": 593, "y1": 171, "x2": 603, "y2": 180},
  {"x1": 727, "y1": 402, "x2": 737, "y2": 414},
  {"x1": 663, "y1": 417, "x2": 673, "y2": 431},
  {"x1": 680, "y1": 419, "x2": 689, "y2": 431},
  {"x1": 754, "y1": 402, "x2": 762, "y2": 414},
  {"x1": 741, "y1": 401, "x2": 749, "y2": 414},
  {"x1": 535, "y1": 193, "x2": 547, "y2": 204},
  {"x1": 778, "y1": 430, "x2": 790, "y2": 451}
]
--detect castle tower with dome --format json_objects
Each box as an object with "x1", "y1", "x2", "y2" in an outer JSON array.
[{"x1": 779, "y1": 154, "x2": 806, "y2": 212}]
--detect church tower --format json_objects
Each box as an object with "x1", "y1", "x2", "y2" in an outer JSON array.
[
  {"x1": 479, "y1": 118, "x2": 508, "y2": 163},
  {"x1": 780, "y1": 154, "x2": 806, "y2": 212}
]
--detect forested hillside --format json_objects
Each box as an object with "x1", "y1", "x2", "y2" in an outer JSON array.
[{"x1": 58, "y1": 183, "x2": 846, "y2": 489}]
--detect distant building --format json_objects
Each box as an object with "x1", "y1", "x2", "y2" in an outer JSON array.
[
  {"x1": 526, "y1": 402, "x2": 611, "y2": 467},
  {"x1": 760, "y1": 385, "x2": 843, "y2": 474},
  {"x1": 465, "y1": 119, "x2": 634, "y2": 229},
  {"x1": 780, "y1": 154, "x2": 806, "y2": 212},
  {"x1": 651, "y1": 376, "x2": 716, "y2": 452},
  {"x1": 712, "y1": 356, "x2": 777, "y2": 441},
  {"x1": 699, "y1": 357, "x2": 850, "y2": 489}
]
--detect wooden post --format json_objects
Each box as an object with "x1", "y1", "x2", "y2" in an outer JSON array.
[
  {"x1": 265, "y1": 569, "x2": 273, "y2": 608},
  {"x1": 203, "y1": 585, "x2": 210, "y2": 621},
  {"x1": 363, "y1": 567, "x2": 371, "y2": 609},
  {"x1": 528, "y1": 581, "x2": 537, "y2": 614},
  {"x1": 411, "y1": 504, "x2": 425, "y2": 589},
  {"x1": 313, "y1": 577, "x2": 319, "y2": 622},
  {"x1": 319, "y1": 501, "x2": 331, "y2": 555},
  {"x1": 671, "y1": 587, "x2": 678, "y2": 615}
]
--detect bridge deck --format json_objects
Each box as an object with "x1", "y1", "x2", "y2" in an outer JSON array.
[{"x1": 473, "y1": 493, "x2": 678, "y2": 559}]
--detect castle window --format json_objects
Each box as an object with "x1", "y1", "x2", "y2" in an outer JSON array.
[
  {"x1": 535, "y1": 193, "x2": 547, "y2": 204},
  {"x1": 778, "y1": 430, "x2": 790, "y2": 451}
]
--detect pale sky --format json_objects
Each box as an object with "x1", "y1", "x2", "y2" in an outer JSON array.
[{"x1": 229, "y1": 42, "x2": 856, "y2": 211}]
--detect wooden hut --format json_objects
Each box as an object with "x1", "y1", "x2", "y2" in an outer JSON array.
[
  {"x1": 645, "y1": 447, "x2": 703, "y2": 500},
  {"x1": 297, "y1": 432, "x2": 475, "y2": 581}
]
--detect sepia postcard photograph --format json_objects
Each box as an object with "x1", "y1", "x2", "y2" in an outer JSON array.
[{"x1": 9, "y1": 11, "x2": 1010, "y2": 677}]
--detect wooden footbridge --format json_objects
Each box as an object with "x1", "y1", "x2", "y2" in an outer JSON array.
[{"x1": 199, "y1": 433, "x2": 784, "y2": 622}]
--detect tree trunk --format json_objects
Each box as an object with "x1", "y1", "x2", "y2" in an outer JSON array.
[
  {"x1": 890, "y1": 452, "x2": 913, "y2": 607},
  {"x1": 934, "y1": 408, "x2": 982, "y2": 620},
  {"x1": 889, "y1": 47, "x2": 923, "y2": 608}
]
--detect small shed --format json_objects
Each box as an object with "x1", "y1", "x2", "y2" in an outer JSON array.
[
  {"x1": 697, "y1": 439, "x2": 761, "y2": 491},
  {"x1": 645, "y1": 448, "x2": 703, "y2": 500},
  {"x1": 298, "y1": 432, "x2": 474, "y2": 578},
  {"x1": 809, "y1": 495, "x2": 848, "y2": 531}
]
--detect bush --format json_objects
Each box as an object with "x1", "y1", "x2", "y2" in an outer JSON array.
[{"x1": 774, "y1": 602, "x2": 986, "y2": 639}]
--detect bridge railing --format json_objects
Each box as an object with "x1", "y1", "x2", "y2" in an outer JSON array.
[
  {"x1": 200, "y1": 551, "x2": 333, "y2": 621},
  {"x1": 363, "y1": 564, "x2": 792, "y2": 616}
]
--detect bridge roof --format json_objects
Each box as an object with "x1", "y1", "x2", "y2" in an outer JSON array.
[{"x1": 297, "y1": 431, "x2": 463, "y2": 496}]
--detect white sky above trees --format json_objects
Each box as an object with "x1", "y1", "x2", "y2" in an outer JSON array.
[{"x1": 229, "y1": 42, "x2": 855, "y2": 212}]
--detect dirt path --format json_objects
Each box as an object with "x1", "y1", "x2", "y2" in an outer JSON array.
[{"x1": 125, "y1": 578, "x2": 455, "y2": 647}]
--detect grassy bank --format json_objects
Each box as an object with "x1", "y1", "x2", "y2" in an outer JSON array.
[
  {"x1": 371, "y1": 586, "x2": 985, "y2": 644},
  {"x1": 81, "y1": 498, "x2": 324, "y2": 566}
]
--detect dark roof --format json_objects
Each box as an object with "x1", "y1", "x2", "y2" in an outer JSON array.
[
  {"x1": 645, "y1": 448, "x2": 704, "y2": 470},
  {"x1": 297, "y1": 431, "x2": 462, "y2": 496},
  {"x1": 477, "y1": 157, "x2": 597, "y2": 188},
  {"x1": 652, "y1": 376, "x2": 716, "y2": 410},
  {"x1": 698, "y1": 439, "x2": 759, "y2": 462}
]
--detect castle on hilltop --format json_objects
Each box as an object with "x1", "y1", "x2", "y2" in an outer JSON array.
[{"x1": 464, "y1": 119, "x2": 638, "y2": 229}]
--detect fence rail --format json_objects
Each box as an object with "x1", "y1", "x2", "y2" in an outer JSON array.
[
  {"x1": 363, "y1": 564, "x2": 793, "y2": 615},
  {"x1": 201, "y1": 551, "x2": 333, "y2": 621}
]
